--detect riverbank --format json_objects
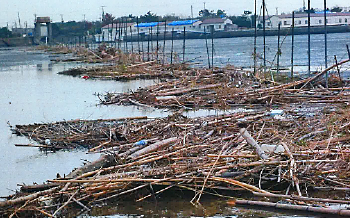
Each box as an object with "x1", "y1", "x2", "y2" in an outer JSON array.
[
  {"x1": 0, "y1": 37, "x2": 34, "y2": 47},
  {"x1": 117, "y1": 25, "x2": 350, "y2": 42}
]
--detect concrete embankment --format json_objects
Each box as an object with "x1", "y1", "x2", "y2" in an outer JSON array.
[
  {"x1": 124, "y1": 25, "x2": 350, "y2": 42},
  {"x1": 0, "y1": 37, "x2": 34, "y2": 47}
]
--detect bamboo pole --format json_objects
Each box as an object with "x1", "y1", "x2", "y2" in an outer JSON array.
[
  {"x1": 230, "y1": 200, "x2": 350, "y2": 216},
  {"x1": 324, "y1": 0, "x2": 328, "y2": 88},
  {"x1": 253, "y1": 192, "x2": 350, "y2": 204},
  {"x1": 277, "y1": 23, "x2": 281, "y2": 74},
  {"x1": 291, "y1": 12, "x2": 295, "y2": 80},
  {"x1": 308, "y1": 0, "x2": 311, "y2": 77}
]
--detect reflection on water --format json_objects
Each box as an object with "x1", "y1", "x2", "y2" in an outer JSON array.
[{"x1": 0, "y1": 48, "x2": 167, "y2": 197}]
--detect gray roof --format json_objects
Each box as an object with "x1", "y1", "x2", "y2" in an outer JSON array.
[{"x1": 201, "y1": 18, "x2": 226, "y2": 24}]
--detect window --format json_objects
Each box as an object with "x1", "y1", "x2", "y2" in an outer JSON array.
[
  {"x1": 218, "y1": 25, "x2": 221, "y2": 29},
  {"x1": 339, "y1": 19, "x2": 342, "y2": 23},
  {"x1": 284, "y1": 21, "x2": 288, "y2": 25},
  {"x1": 319, "y1": 20, "x2": 322, "y2": 24},
  {"x1": 298, "y1": 20, "x2": 302, "y2": 25},
  {"x1": 305, "y1": 20, "x2": 308, "y2": 24}
]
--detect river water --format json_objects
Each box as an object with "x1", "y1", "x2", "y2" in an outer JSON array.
[
  {"x1": 1, "y1": 31, "x2": 346, "y2": 216},
  {"x1": 130, "y1": 31, "x2": 350, "y2": 73},
  {"x1": 0, "y1": 48, "x2": 169, "y2": 198}
]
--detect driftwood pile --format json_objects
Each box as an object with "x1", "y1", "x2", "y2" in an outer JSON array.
[
  {"x1": 3, "y1": 102, "x2": 350, "y2": 217},
  {"x1": 3, "y1": 46, "x2": 350, "y2": 216},
  {"x1": 102, "y1": 61, "x2": 350, "y2": 110}
]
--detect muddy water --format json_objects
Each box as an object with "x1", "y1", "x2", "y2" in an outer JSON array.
[
  {"x1": 0, "y1": 48, "x2": 168, "y2": 197},
  {"x1": 0, "y1": 48, "x2": 318, "y2": 217}
]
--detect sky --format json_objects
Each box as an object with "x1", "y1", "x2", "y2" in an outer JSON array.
[{"x1": 0, "y1": 0, "x2": 348, "y2": 28}]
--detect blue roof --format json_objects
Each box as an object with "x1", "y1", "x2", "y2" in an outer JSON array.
[
  {"x1": 136, "y1": 22, "x2": 159, "y2": 27},
  {"x1": 168, "y1": 20, "x2": 199, "y2": 26}
]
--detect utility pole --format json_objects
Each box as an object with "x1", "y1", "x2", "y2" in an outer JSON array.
[
  {"x1": 191, "y1": 5, "x2": 194, "y2": 21},
  {"x1": 101, "y1": 6, "x2": 106, "y2": 23},
  {"x1": 18, "y1": 12, "x2": 21, "y2": 28},
  {"x1": 203, "y1": 2, "x2": 206, "y2": 10},
  {"x1": 60, "y1": 14, "x2": 64, "y2": 23}
]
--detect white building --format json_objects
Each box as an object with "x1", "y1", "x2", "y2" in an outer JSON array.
[
  {"x1": 131, "y1": 20, "x2": 202, "y2": 34},
  {"x1": 97, "y1": 23, "x2": 135, "y2": 42},
  {"x1": 198, "y1": 18, "x2": 233, "y2": 32},
  {"x1": 340, "y1": 6, "x2": 350, "y2": 12},
  {"x1": 167, "y1": 20, "x2": 202, "y2": 33},
  {"x1": 265, "y1": 12, "x2": 350, "y2": 29}
]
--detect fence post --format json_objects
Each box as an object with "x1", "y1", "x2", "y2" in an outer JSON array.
[
  {"x1": 324, "y1": 0, "x2": 328, "y2": 88},
  {"x1": 308, "y1": 0, "x2": 311, "y2": 77},
  {"x1": 183, "y1": 26, "x2": 186, "y2": 63},
  {"x1": 291, "y1": 12, "x2": 295, "y2": 80},
  {"x1": 147, "y1": 28, "x2": 150, "y2": 61},
  {"x1": 277, "y1": 23, "x2": 281, "y2": 75},
  {"x1": 156, "y1": 22, "x2": 159, "y2": 62},
  {"x1": 171, "y1": 28, "x2": 174, "y2": 65},
  {"x1": 204, "y1": 27, "x2": 211, "y2": 69},
  {"x1": 211, "y1": 25, "x2": 214, "y2": 70},
  {"x1": 163, "y1": 21, "x2": 167, "y2": 65}
]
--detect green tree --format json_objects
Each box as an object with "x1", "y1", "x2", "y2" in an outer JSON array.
[
  {"x1": 217, "y1": 9, "x2": 226, "y2": 17},
  {"x1": 229, "y1": 16, "x2": 251, "y2": 28},
  {"x1": 102, "y1": 13, "x2": 115, "y2": 26},
  {"x1": 139, "y1": 11, "x2": 160, "y2": 22},
  {"x1": 331, "y1": 7, "x2": 342, "y2": 12},
  {"x1": 0, "y1": 27, "x2": 12, "y2": 38}
]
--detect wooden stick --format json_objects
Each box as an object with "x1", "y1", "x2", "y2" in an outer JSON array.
[
  {"x1": 230, "y1": 199, "x2": 350, "y2": 216},
  {"x1": 0, "y1": 187, "x2": 60, "y2": 207},
  {"x1": 129, "y1": 137, "x2": 179, "y2": 159},
  {"x1": 252, "y1": 192, "x2": 350, "y2": 204},
  {"x1": 239, "y1": 128, "x2": 269, "y2": 160},
  {"x1": 211, "y1": 177, "x2": 271, "y2": 194},
  {"x1": 52, "y1": 189, "x2": 79, "y2": 217},
  {"x1": 281, "y1": 142, "x2": 301, "y2": 196}
]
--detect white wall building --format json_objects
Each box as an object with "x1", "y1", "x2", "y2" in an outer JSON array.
[
  {"x1": 265, "y1": 12, "x2": 350, "y2": 29},
  {"x1": 198, "y1": 18, "x2": 233, "y2": 31},
  {"x1": 130, "y1": 20, "x2": 202, "y2": 34},
  {"x1": 340, "y1": 6, "x2": 350, "y2": 12}
]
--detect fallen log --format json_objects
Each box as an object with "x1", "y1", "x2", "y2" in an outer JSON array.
[
  {"x1": 300, "y1": 58, "x2": 350, "y2": 89},
  {"x1": 20, "y1": 183, "x2": 59, "y2": 193},
  {"x1": 0, "y1": 186, "x2": 60, "y2": 208},
  {"x1": 239, "y1": 128, "x2": 269, "y2": 160},
  {"x1": 229, "y1": 199, "x2": 350, "y2": 216},
  {"x1": 252, "y1": 192, "x2": 350, "y2": 204},
  {"x1": 153, "y1": 84, "x2": 221, "y2": 97},
  {"x1": 129, "y1": 137, "x2": 179, "y2": 159},
  {"x1": 14, "y1": 144, "x2": 64, "y2": 149},
  {"x1": 66, "y1": 154, "x2": 116, "y2": 179}
]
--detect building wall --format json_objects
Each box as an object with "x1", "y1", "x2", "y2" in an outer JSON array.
[{"x1": 267, "y1": 14, "x2": 350, "y2": 29}]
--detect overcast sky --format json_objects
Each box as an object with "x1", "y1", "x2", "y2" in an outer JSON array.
[{"x1": 1, "y1": 0, "x2": 347, "y2": 28}]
